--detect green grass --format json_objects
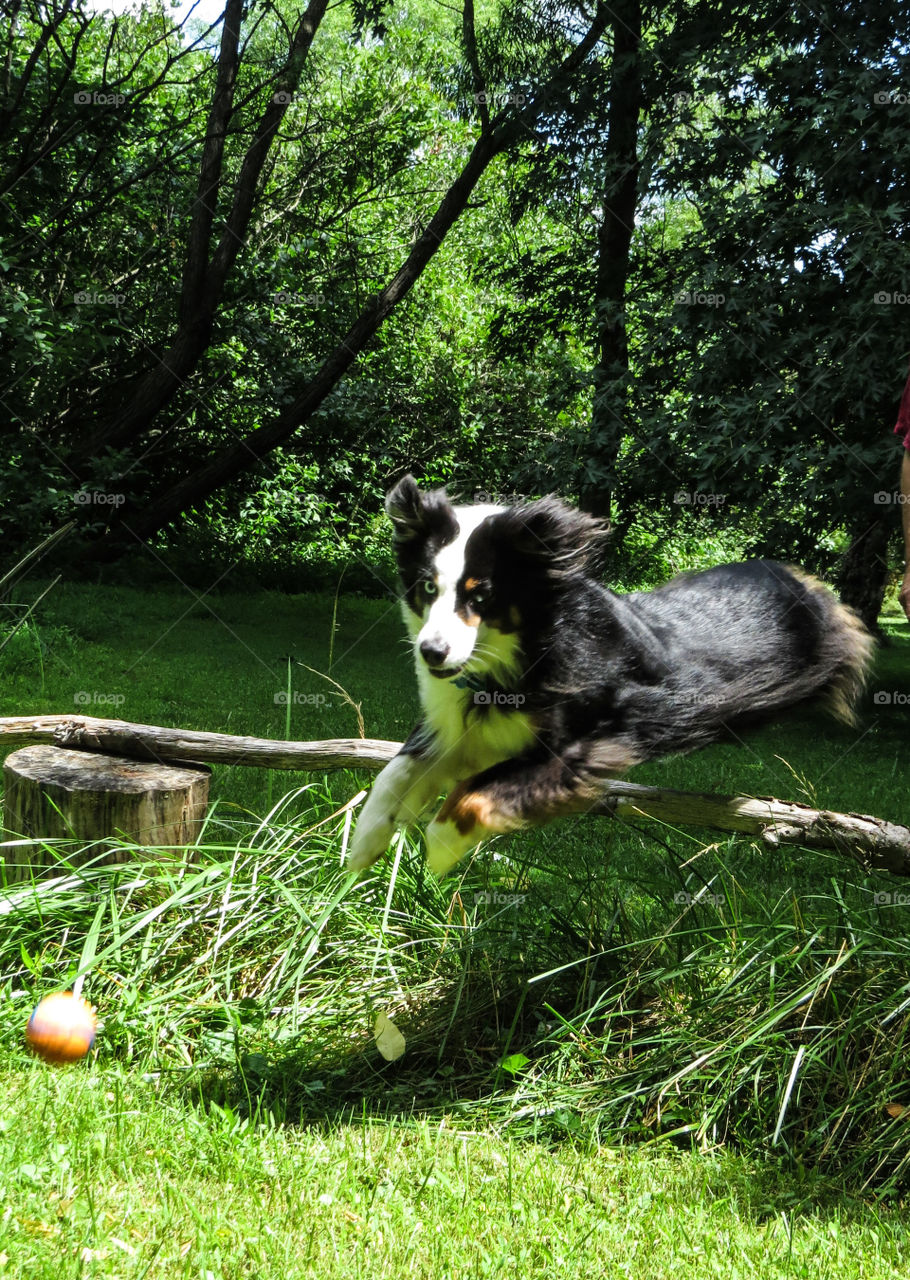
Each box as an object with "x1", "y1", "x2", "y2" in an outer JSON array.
[
  {"x1": 4, "y1": 1082, "x2": 910, "y2": 1278},
  {"x1": 3, "y1": 580, "x2": 910, "y2": 1273}
]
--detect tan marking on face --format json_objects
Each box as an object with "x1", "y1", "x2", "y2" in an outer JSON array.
[
  {"x1": 464, "y1": 576, "x2": 481, "y2": 592},
  {"x1": 455, "y1": 604, "x2": 481, "y2": 628}
]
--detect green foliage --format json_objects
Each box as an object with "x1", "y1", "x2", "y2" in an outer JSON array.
[{"x1": 1, "y1": 0, "x2": 908, "y2": 588}]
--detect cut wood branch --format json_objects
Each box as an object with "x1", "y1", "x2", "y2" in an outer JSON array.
[
  {"x1": 1, "y1": 715, "x2": 908, "y2": 874},
  {"x1": 590, "y1": 782, "x2": 910, "y2": 877},
  {"x1": 0, "y1": 715, "x2": 398, "y2": 771}
]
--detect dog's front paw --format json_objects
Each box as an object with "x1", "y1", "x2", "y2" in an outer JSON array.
[
  {"x1": 424, "y1": 818, "x2": 481, "y2": 877},
  {"x1": 346, "y1": 810, "x2": 396, "y2": 871}
]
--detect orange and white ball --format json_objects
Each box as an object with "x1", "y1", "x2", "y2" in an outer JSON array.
[{"x1": 26, "y1": 992, "x2": 96, "y2": 1064}]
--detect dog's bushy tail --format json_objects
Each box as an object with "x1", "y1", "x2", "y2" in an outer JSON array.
[{"x1": 788, "y1": 567, "x2": 873, "y2": 726}]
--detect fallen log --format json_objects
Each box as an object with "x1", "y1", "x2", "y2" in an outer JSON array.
[
  {"x1": 590, "y1": 782, "x2": 910, "y2": 877},
  {"x1": 0, "y1": 714, "x2": 397, "y2": 771},
  {"x1": 1, "y1": 714, "x2": 908, "y2": 874}
]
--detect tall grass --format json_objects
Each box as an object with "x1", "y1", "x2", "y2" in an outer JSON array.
[
  {"x1": 3, "y1": 583, "x2": 910, "y2": 1201},
  {"x1": 4, "y1": 788, "x2": 910, "y2": 1196}
]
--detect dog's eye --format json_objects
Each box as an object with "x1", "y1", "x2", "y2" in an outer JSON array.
[
  {"x1": 422, "y1": 580, "x2": 438, "y2": 598},
  {"x1": 470, "y1": 590, "x2": 489, "y2": 610}
]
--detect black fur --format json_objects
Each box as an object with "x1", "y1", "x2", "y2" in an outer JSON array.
[
  {"x1": 386, "y1": 476, "x2": 459, "y2": 616},
  {"x1": 400, "y1": 480, "x2": 869, "y2": 763},
  {"x1": 357, "y1": 477, "x2": 873, "y2": 866}
]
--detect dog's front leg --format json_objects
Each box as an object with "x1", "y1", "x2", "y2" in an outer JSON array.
[
  {"x1": 424, "y1": 742, "x2": 634, "y2": 876},
  {"x1": 347, "y1": 729, "x2": 450, "y2": 871}
]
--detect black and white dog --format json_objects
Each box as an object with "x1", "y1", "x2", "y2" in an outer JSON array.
[{"x1": 347, "y1": 476, "x2": 872, "y2": 877}]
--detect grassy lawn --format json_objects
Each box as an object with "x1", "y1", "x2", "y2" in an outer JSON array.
[
  {"x1": 3, "y1": 1075, "x2": 910, "y2": 1278},
  {"x1": 2, "y1": 580, "x2": 910, "y2": 1275}
]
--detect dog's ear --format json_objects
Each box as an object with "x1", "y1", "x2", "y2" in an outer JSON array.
[
  {"x1": 385, "y1": 474, "x2": 427, "y2": 542},
  {"x1": 385, "y1": 474, "x2": 457, "y2": 545},
  {"x1": 494, "y1": 497, "x2": 609, "y2": 576}
]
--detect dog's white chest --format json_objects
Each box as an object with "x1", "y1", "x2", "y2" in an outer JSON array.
[{"x1": 417, "y1": 671, "x2": 536, "y2": 773}]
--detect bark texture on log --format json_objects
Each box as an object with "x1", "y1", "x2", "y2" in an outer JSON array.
[
  {"x1": 2, "y1": 745, "x2": 210, "y2": 881},
  {"x1": 0, "y1": 715, "x2": 398, "y2": 771},
  {"x1": 591, "y1": 781, "x2": 910, "y2": 876}
]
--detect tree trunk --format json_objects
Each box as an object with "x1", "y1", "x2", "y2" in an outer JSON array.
[
  {"x1": 1, "y1": 745, "x2": 210, "y2": 881},
  {"x1": 837, "y1": 515, "x2": 891, "y2": 636},
  {"x1": 580, "y1": 0, "x2": 642, "y2": 520}
]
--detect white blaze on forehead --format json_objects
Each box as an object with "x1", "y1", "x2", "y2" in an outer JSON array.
[
  {"x1": 432, "y1": 503, "x2": 501, "y2": 588},
  {"x1": 418, "y1": 503, "x2": 503, "y2": 666}
]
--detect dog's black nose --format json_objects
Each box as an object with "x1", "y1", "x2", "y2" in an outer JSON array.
[{"x1": 420, "y1": 639, "x2": 450, "y2": 668}]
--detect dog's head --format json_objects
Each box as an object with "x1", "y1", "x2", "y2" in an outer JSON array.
[{"x1": 385, "y1": 475, "x2": 607, "y2": 680}]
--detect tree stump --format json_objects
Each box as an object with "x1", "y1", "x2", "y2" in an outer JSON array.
[{"x1": 1, "y1": 745, "x2": 210, "y2": 882}]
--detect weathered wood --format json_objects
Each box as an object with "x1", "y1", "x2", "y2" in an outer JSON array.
[
  {"x1": 1, "y1": 715, "x2": 909, "y2": 874},
  {"x1": 2, "y1": 745, "x2": 210, "y2": 881},
  {"x1": 0, "y1": 715, "x2": 398, "y2": 771},
  {"x1": 591, "y1": 781, "x2": 910, "y2": 877}
]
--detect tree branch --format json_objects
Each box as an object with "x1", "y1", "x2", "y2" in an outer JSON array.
[
  {"x1": 178, "y1": 0, "x2": 245, "y2": 326},
  {"x1": 0, "y1": 715, "x2": 399, "y2": 771},
  {"x1": 67, "y1": 0, "x2": 330, "y2": 462},
  {"x1": 80, "y1": 2, "x2": 612, "y2": 552},
  {"x1": 462, "y1": 0, "x2": 491, "y2": 133}
]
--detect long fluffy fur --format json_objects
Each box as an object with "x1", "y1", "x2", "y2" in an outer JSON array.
[{"x1": 347, "y1": 477, "x2": 873, "y2": 875}]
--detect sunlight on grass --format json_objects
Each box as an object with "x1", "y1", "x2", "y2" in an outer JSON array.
[
  {"x1": 3, "y1": 585, "x2": 910, "y2": 1274},
  {"x1": 3, "y1": 1082, "x2": 910, "y2": 1278}
]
